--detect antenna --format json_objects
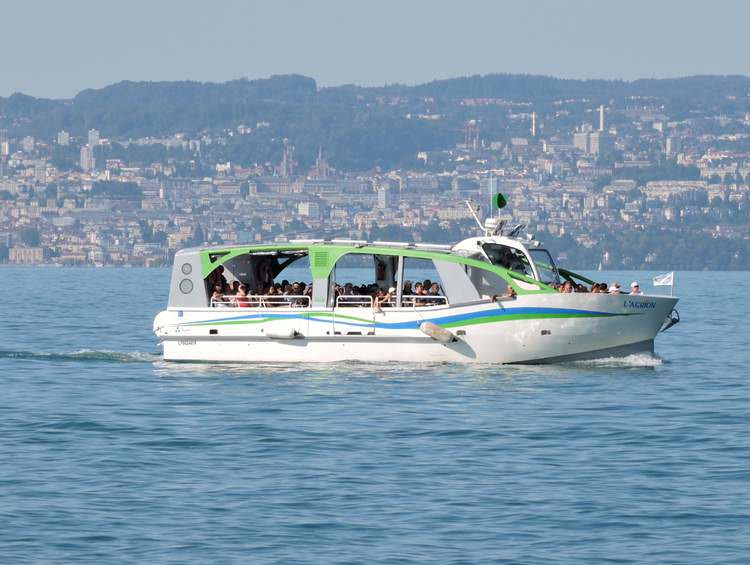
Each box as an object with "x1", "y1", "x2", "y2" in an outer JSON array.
[
  {"x1": 488, "y1": 171, "x2": 493, "y2": 220},
  {"x1": 464, "y1": 199, "x2": 485, "y2": 233}
]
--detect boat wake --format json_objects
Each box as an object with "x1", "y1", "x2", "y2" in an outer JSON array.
[
  {"x1": 570, "y1": 352, "x2": 664, "y2": 368},
  {"x1": 0, "y1": 349, "x2": 161, "y2": 363}
]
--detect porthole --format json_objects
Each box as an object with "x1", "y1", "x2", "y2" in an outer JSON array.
[
  {"x1": 181, "y1": 263, "x2": 192, "y2": 275},
  {"x1": 179, "y1": 278, "x2": 194, "y2": 294}
]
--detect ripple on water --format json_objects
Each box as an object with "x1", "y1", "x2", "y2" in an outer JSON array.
[{"x1": 1, "y1": 268, "x2": 749, "y2": 563}]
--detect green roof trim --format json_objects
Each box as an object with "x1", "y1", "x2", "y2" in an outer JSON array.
[
  {"x1": 199, "y1": 244, "x2": 315, "y2": 278},
  {"x1": 199, "y1": 243, "x2": 557, "y2": 295}
]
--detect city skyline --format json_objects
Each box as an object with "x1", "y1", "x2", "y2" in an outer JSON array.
[
  {"x1": 2, "y1": 0, "x2": 750, "y2": 98},
  {"x1": 2, "y1": 70, "x2": 749, "y2": 271}
]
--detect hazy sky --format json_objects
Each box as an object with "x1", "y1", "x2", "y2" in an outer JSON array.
[{"x1": 3, "y1": 0, "x2": 749, "y2": 98}]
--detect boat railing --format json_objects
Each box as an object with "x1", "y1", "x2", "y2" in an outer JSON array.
[
  {"x1": 400, "y1": 294, "x2": 448, "y2": 307},
  {"x1": 211, "y1": 294, "x2": 310, "y2": 308},
  {"x1": 336, "y1": 295, "x2": 374, "y2": 308}
]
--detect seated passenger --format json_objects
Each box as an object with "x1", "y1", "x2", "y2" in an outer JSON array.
[
  {"x1": 402, "y1": 281, "x2": 413, "y2": 296},
  {"x1": 561, "y1": 281, "x2": 573, "y2": 293},
  {"x1": 424, "y1": 282, "x2": 444, "y2": 304},
  {"x1": 609, "y1": 282, "x2": 621, "y2": 294},
  {"x1": 235, "y1": 285, "x2": 251, "y2": 307},
  {"x1": 229, "y1": 280, "x2": 240, "y2": 295},
  {"x1": 576, "y1": 284, "x2": 589, "y2": 293},
  {"x1": 289, "y1": 283, "x2": 308, "y2": 307},
  {"x1": 374, "y1": 289, "x2": 386, "y2": 311},
  {"x1": 408, "y1": 282, "x2": 425, "y2": 306},
  {"x1": 375, "y1": 287, "x2": 395, "y2": 311},
  {"x1": 210, "y1": 287, "x2": 226, "y2": 307},
  {"x1": 630, "y1": 281, "x2": 642, "y2": 295},
  {"x1": 265, "y1": 285, "x2": 278, "y2": 306},
  {"x1": 303, "y1": 283, "x2": 313, "y2": 303},
  {"x1": 337, "y1": 283, "x2": 355, "y2": 307}
]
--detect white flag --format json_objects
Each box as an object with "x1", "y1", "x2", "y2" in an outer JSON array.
[{"x1": 652, "y1": 272, "x2": 674, "y2": 286}]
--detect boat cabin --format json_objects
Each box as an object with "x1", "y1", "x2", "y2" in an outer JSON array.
[{"x1": 166, "y1": 237, "x2": 561, "y2": 310}]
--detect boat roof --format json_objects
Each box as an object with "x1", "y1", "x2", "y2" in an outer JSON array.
[
  {"x1": 178, "y1": 235, "x2": 542, "y2": 258},
  {"x1": 176, "y1": 239, "x2": 458, "y2": 259}
]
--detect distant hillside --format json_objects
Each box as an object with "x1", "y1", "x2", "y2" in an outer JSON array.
[{"x1": 2, "y1": 73, "x2": 750, "y2": 170}]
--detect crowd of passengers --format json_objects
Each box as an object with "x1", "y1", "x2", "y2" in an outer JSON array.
[
  {"x1": 208, "y1": 274, "x2": 447, "y2": 309},
  {"x1": 550, "y1": 280, "x2": 643, "y2": 294},
  {"x1": 207, "y1": 262, "x2": 644, "y2": 308},
  {"x1": 335, "y1": 280, "x2": 445, "y2": 309},
  {"x1": 210, "y1": 280, "x2": 312, "y2": 308}
]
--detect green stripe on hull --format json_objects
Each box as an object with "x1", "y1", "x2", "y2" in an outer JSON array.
[{"x1": 440, "y1": 312, "x2": 619, "y2": 329}]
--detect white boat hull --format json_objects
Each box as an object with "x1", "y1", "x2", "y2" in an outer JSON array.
[{"x1": 154, "y1": 293, "x2": 677, "y2": 364}]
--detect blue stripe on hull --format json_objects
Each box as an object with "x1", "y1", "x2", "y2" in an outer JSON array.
[{"x1": 183, "y1": 306, "x2": 622, "y2": 330}]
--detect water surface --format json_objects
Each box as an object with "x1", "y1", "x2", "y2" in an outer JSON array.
[{"x1": 1, "y1": 267, "x2": 748, "y2": 563}]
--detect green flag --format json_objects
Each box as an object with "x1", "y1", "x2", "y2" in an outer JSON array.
[{"x1": 494, "y1": 193, "x2": 507, "y2": 209}]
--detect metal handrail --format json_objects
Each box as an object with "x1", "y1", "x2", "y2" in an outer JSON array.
[
  {"x1": 336, "y1": 295, "x2": 374, "y2": 308},
  {"x1": 211, "y1": 294, "x2": 310, "y2": 308},
  {"x1": 400, "y1": 294, "x2": 448, "y2": 307}
]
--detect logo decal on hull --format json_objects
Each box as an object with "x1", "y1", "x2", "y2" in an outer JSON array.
[{"x1": 623, "y1": 300, "x2": 656, "y2": 309}]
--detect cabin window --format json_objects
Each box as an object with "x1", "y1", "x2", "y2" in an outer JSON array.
[
  {"x1": 400, "y1": 257, "x2": 448, "y2": 307},
  {"x1": 465, "y1": 265, "x2": 508, "y2": 299},
  {"x1": 329, "y1": 253, "x2": 398, "y2": 307},
  {"x1": 528, "y1": 249, "x2": 560, "y2": 285},
  {"x1": 481, "y1": 244, "x2": 533, "y2": 278},
  {"x1": 206, "y1": 249, "x2": 312, "y2": 307}
]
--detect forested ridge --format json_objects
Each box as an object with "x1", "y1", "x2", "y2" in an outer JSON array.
[{"x1": 3, "y1": 73, "x2": 750, "y2": 170}]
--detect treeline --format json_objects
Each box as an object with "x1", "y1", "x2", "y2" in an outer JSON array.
[{"x1": 4, "y1": 73, "x2": 750, "y2": 170}]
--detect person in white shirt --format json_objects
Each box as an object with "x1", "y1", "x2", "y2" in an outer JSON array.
[{"x1": 630, "y1": 281, "x2": 643, "y2": 295}]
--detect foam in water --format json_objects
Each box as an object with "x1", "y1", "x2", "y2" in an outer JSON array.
[
  {"x1": 0, "y1": 349, "x2": 161, "y2": 363},
  {"x1": 570, "y1": 352, "x2": 664, "y2": 368}
]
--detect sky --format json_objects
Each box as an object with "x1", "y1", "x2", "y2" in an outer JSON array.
[{"x1": 2, "y1": 0, "x2": 749, "y2": 99}]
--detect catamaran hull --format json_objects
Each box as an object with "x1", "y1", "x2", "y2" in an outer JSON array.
[{"x1": 154, "y1": 294, "x2": 677, "y2": 364}]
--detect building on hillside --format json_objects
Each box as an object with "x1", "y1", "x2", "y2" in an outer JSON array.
[
  {"x1": 9, "y1": 246, "x2": 44, "y2": 264},
  {"x1": 80, "y1": 145, "x2": 95, "y2": 172},
  {"x1": 88, "y1": 129, "x2": 100, "y2": 147}
]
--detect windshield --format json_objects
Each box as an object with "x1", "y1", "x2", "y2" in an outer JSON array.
[
  {"x1": 481, "y1": 244, "x2": 533, "y2": 278},
  {"x1": 528, "y1": 248, "x2": 560, "y2": 285}
]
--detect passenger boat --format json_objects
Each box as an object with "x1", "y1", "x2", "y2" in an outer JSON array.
[{"x1": 153, "y1": 203, "x2": 679, "y2": 364}]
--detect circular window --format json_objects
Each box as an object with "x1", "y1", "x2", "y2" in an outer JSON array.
[
  {"x1": 181, "y1": 263, "x2": 192, "y2": 275},
  {"x1": 179, "y1": 278, "x2": 194, "y2": 294}
]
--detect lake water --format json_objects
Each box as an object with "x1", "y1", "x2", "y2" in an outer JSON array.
[{"x1": 1, "y1": 267, "x2": 749, "y2": 563}]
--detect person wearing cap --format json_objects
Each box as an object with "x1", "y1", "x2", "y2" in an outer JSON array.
[
  {"x1": 609, "y1": 282, "x2": 622, "y2": 294},
  {"x1": 388, "y1": 286, "x2": 396, "y2": 306},
  {"x1": 630, "y1": 281, "x2": 642, "y2": 295}
]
